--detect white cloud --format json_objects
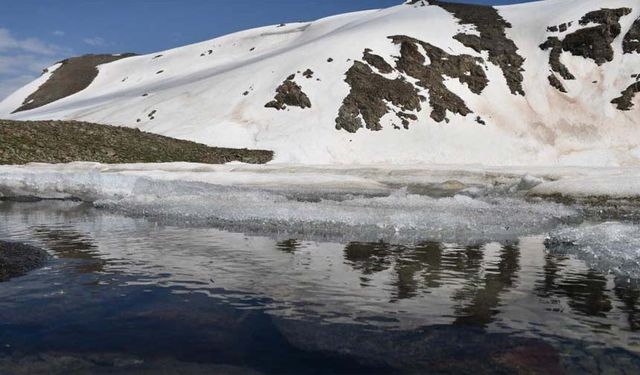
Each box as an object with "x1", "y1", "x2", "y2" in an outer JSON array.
[
  {"x1": 52, "y1": 30, "x2": 65, "y2": 37},
  {"x1": 83, "y1": 36, "x2": 106, "y2": 47},
  {"x1": 0, "y1": 28, "x2": 69, "y2": 101},
  {"x1": 0, "y1": 28, "x2": 63, "y2": 55},
  {"x1": 0, "y1": 74, "x2": 36, "y2": 99},
  {"x1": 0, "y1": 54, "x2": 57, "y2": 76}
]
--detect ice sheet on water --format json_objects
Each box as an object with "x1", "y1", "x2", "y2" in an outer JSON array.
[
  {"x1": 0, "y1": 167, "x2": 577, "y2": 244},
  {"x1": 95, "y1": 180, "x2": 576, "y2": 245},
  {"x1": 546, "y1": 222, "x2": 640, "y2": 280}
]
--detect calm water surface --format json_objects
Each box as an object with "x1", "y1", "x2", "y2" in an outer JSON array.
[{"x1": 1, "y1": 200, "x2": 640, "y2": 374}]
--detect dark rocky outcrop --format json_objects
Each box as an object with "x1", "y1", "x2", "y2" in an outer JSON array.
[
  {"x1": 548, "y1": 74, "x2": 567, "y2": 93},
  {"x1": 540, "y1": 8, "x2": 631, "y2": 93},
  {"x1": 265, "y1": 74, "x2": 311, "y2": 110},
  {"x1": 547, "y1": 23, "x2": 572, "y2": 33},
  {"x1": 623, "y1": 18, "x2": 640, "y2": 54},
  {"x1": 541, "y1": 8, "x2": 632, "y2": 71},
  {"x1": 0, "y1": 241, "x2": 49, "y2": 282},
  {"x1": 539, "y1": 37, "x2": 576, "y2": 81},
  {"x1": 13, "y1": 54, "x2": 136, "y2": 113},
  {"x1": 362, "y1": 49, "x2": 394, "y2": 74},
  {"x1": 564, "y1": 8, "x2": 631, "y2": 64},
  {"x1": 335, "y1": 36, "x2": 488, "y2": 133},
  {"x1": 397, "y1": 112, "x2": 418, "y2": 129},
  {"x1": 302, "y1": 69, "x2": 314, "y2": 79},
  {"x1": 611, "y1": 79, "x2": 640, "y2": 111},
  {"x1": 390, "y1": 35, "x2": 488, "y2": 123},
  {"x1": 432, "y1": 0, "x2": 526, "y2": 96},
  {"x1": 0, "y1": 120, "x2": 273, "y2": 164},
  {"x1": 335, "y1": 61, "x2": 421, "y2": 133}
]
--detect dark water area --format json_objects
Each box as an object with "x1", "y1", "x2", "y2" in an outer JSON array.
[{"x1": 1, "y1": 201, "x2": 640, "y2": 374}]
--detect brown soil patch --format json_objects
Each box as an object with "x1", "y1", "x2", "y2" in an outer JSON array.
[{"x1": 13, "y1": 54, "x2": 136, "y2": 113}]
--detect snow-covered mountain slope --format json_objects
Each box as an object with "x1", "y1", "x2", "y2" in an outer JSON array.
[{"x1": 2, "y1": 0, "x2": 640, "y2": 166}]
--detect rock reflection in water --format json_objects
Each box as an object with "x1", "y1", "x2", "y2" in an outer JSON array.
[
  {"x1": 343, "y1": 241, "x2": 522, "y2": 326},
  {"x1": 2, "y1": 201, "x2": 640, "y2": 373},
  {"x1": 31, "y1": 226, "x2": 105, "y2": 273}
]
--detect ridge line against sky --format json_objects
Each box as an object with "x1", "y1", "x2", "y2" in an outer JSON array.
[{"x1": 0, "y1": 0, "x2": 533, "y2": 100}]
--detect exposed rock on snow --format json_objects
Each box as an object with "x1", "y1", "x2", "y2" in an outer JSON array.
[
  {"x1": 612, "y1": 78, "x2": 640, "y2": 110},
  {"x1": 433, "y1": 0, "x2": 525, "y2": 95},
  {"x1": 566, "y1": 8, "x2": 631, "y2": 64},
  {"x1": 540, "y1": 8, "x2": 633, "y2": 93},
  {"x1": 547, "y1": 22, "x2": 572, "y2": 33},
  {"x1": 264, "y1": 74, "x2": 311, "y2": 110},
  {"x1": 390, "y1": 35, "x2": 488, "y2": 123},
  {"x1": 540, "y1": 8, "x2": 632, "y2": 78},
  {"x1": 336, "y1": 34, "x2": 488, "y2": 132},
  {"x1": 540, "y1": 37, "x2": 576, "y2": 81},
  {"x1": 335, "y1": 60, "x2": 421, "y2": 132},
  {"x1": 362, "y1": 49, "x2": 394, "y2": 74},
  {"x1": 548, "y1": 74, "x2": 567, "y2": 93},
  {"x1": 623, "y1": 17, "x2": 640, "y2": 53}
]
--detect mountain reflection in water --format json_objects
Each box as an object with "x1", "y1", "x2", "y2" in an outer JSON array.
[{"x1": 1, "y1": 201, "x2": 640, "y2": 374}]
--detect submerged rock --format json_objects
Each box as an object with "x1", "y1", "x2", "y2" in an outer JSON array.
[{"x1": 0, "y1": 240, "x2": 49, "y2": 282}]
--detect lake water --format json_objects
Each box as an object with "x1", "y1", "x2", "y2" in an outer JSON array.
[{"x1": 1, "y1": 200, "x2": 640, "y2": 374}]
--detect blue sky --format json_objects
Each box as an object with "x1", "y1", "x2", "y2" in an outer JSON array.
[{"x1": 0, "y1": 0, "x2": 529, "y2": 99}]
